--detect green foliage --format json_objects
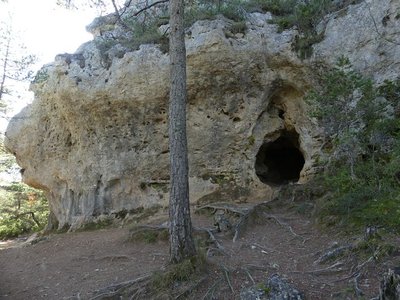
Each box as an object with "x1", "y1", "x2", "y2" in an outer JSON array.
[
  {"x1": 184, "y1": 0, "x2": 246, "y2": 27},
  {"x1": 32, "y1": 68, "x2": 49, "y2": 84},
  {"x1": 308, "y1": 58, "x2": 400, "y2": 231},
  {"x1": 257, "y1": 282, "x2": 271, "y2": 294},
  {"x1": 0, "y1": 154, "x2": 16, "y2": 173},
  {"x1": 97, "y1": 0, "x2": 249, "y2": 55},
  {"x1": 94, "y1": 0, "x2": 338, "y2": 58},
  {"x1": 121, "y1": 17, "x2": 169, "y2": 52},
  {"x1": 0, "y1": 182, "x2": 49, "y2": 239},
  {"x1": 244, "y1": 0, "x2": 331, "y2": 58},
  {"x1": 354, "y1": 235, "x2": 396, "y2": 260},
  {"x1": 229, "y1": 20, "x2": 247, "y2": 34}
]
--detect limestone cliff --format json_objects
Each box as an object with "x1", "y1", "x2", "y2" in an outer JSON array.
[{"x1": 5, "y1": 0, "x2": 400, "y2": 229}]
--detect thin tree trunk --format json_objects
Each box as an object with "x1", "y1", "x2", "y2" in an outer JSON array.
[
  {"x1": 168, "y1": 0, "x2": 196, "y2": 263},
  {"x1": 0, "y1": 37, "x2": 10, "y2": 102}
]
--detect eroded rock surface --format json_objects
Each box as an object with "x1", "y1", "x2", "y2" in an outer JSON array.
[{"x1": 5, "y1": 0, "x2": 400, "y2": 229}]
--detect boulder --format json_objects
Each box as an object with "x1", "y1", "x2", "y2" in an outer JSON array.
[{"x1": 5, "y1": 0, "x2": 400, "y2": 229}]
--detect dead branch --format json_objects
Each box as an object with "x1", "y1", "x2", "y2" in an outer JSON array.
[
  {"x1": 293, "y1": 261, "x2": 346, "y2": 276},
  {"x1": 111, "y1": 0, "x2": 132, "y2": 31},
  {"x1": 132, "y1": 0, "x2": 169, "y2": 17},
  {"x1": 111, "y1": 0, "x2": 169, "y2": 32}
]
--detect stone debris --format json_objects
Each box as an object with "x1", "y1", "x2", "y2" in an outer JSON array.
[{"x1": 240, "y1": 274, "x2": 304, "y2": 300}]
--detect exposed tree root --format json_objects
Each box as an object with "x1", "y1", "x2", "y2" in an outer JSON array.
[
  {"x1": 222, "y1": 265, "x2": 234, "y2": 293},
  {"x1": 129, "y1": 224, "x2": 230, "y2": 258},
  {"x1": 353, "y1": 272, "x2": 363, "y2": 297},
  {"x1": 197, "y1": 227, "x2": 230, "y2": 256},
  {"x1": 196, "y1": 200, "x2": 304, "y2": 243},
  {"x1": 313, "y1": 244, "x2": 353, "y2": 265},
  {"x1": 196, "y1": 203, "x2": 246, "y2": 216},
  {"x1": 231, "y1": 202, "x2": 272, "y2": 242},
  {"x1": 89, "y1": 274, "x2": 152, "y2": 300},
  {"x1": 262, "y1": 213, "x2": 305, "y2": 242},
  {"x1": 334, "y1": 256, "x2": 374, "y2": 283},
  {"x1": 231, "y1": 205, "x2": 305, "y2": 242}
]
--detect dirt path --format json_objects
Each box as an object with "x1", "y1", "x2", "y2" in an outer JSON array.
[
  {"x1": 0, "y1": 202, "x2": 396, "y2": 299},
  {"x1": 0, "y1": 228, "x2": 168, "y2": 299}
]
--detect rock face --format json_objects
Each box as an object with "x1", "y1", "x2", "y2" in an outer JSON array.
[
  {"x1": 314, "y1": 0, "x2": 400, "y2": 83},
  {"x1": 5, "y1": 0, "x2": 400, "y2": 229}
]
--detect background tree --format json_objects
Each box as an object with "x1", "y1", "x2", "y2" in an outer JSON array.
[
  {"x1": 168, "y1": 0, "x2": 196, "y2": 263},
  {"x1": 0, "y1": 18, "x2": 36, "y2": 104}
]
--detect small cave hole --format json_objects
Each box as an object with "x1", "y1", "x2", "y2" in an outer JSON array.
[
  {"x1": 278, "y1": 109, "x2": 285, "y2": 119},
  {"x1": 255, "y1": 131, "x2": 305, "y2": 185},
  {"x1": 233, "y1": 116, "x2": 241, "y2": 122}
]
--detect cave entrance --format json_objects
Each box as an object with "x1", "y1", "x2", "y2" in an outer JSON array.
[{"x1": 255, "y1": 130, "x2": 305, "y2": 185}]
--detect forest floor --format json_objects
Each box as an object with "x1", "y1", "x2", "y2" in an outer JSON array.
[{"x1": 0, "y1": 196, "x2": 399, "y2": 300}]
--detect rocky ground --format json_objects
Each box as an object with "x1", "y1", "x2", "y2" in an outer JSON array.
[{"x1": 0, "y1": 198, "x2": 399, "y2": 299}]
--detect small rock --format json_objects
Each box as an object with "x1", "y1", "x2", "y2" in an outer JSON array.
[{"x1": 240, "y1": 274, "x2": 304, "y2": 300}]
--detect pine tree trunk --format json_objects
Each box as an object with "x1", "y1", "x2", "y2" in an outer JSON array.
[{"x1": 168, "y1": 0, "x2": 196, "y2": 263}]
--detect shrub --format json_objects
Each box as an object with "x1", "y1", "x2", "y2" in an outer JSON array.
[
  {"x1": 184, "y1": 0, "x2": 246, "y2": 27},
  {"x1": 0, "y1": 182, "x2": 49, "y2": 239},
  {"x1": 97, "y1": 0, "x2": 338, "y2": 58},
  {"x1": 120, "y1": 17, "x2": 169, "y2": 52},
  {"x1": 244, "y1": 0, "x2": 332, "y2": 58},
  {"x1": 307, "y1": 58, "x2": 400, "y2": 231}
]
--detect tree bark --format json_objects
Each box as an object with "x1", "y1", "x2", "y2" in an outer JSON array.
[{"x1": 168, "y1": 0, "x2": 196, "y2": 263}]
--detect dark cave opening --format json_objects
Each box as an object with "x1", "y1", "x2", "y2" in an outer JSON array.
[{"x1": 255, "y1": 131, "x2": 305, "y2": 185}]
